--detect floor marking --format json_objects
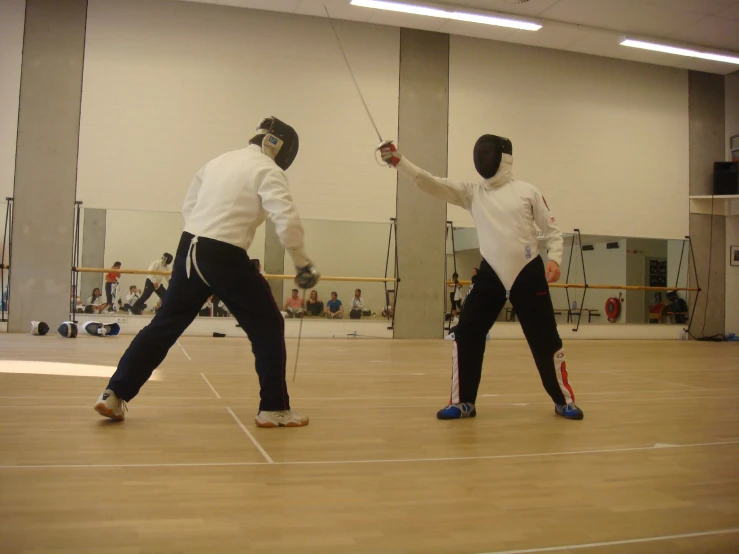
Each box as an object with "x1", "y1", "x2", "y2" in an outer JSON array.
[
  {"x1": 200, "y1": 373, "x2": 221, "y2": 399},
  {"x1": 1, "y1": 439, "x2": 736, "y2": 470},
  {"x1": 176, "y1": 340, "x2": 191, "y2": 361},
  {"x1": 226, "y1": 407, "x2": 274, "y2": 464},
  {"x1": 2, "y1": 394, "x2": 739, "y2": 410},
  {"x1": 475, "y1": 527, "x2": 739, "y2": 554}
]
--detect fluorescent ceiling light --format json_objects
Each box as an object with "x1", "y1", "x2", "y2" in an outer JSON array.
[
  {"x1": 621, "y1": 39, "x2": 739, "y2": 65},
  {"x1": 350, "y1": 0, "x2": 542, "y2": 31}
]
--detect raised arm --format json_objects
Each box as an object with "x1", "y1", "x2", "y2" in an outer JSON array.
[{"x1": 380, "y1": 143, "x2": 472, "y2": 209}]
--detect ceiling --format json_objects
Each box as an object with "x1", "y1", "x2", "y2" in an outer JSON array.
[{"x1": 177, "y1": 0, "x2": 739, "y2": 75}]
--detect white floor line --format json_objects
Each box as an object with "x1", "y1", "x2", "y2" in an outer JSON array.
[
  {"x1": 2, "y1": 439, "x2": 737, "y2": 470},
  {"x1": 601, "y1": 369, "x2": 705, "y2": 391},
  {"x1": 3, "y1": 393, "x2": 739, "y2": 410},
  {"x1": 226, "y1": 407, "x2": 274, "y2": 464},
  {"x1": 200, "y1": 373, "x2": 221, "y2": 399},
  {"x1": 0, "y1": 389, "x2": 728, "y2": 401},
  {"x1": 176, "y1": 340, "x2": 191, "y2": 361},
  {"x1": 271, "y1": 440, "x2": 739, "y2": 466},
  {"x1": 476, "y1": 527, "x2": 739, "y2": 554}
]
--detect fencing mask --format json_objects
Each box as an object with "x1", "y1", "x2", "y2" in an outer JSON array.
[
  {"x1": 82, "y1": 321, "x2": 121, "y2": 337},
  {"x1": 58, "y1": 321, "x2": 78, "y2": 338},
  {"x1": 250, "y1": 117, "x2": 299, "y2": 171},
  {"x1": 162, "y1": 253, "x2": 173, "y2": 265},
  {"x1": 473, "y1": 134, "x2": 513, "y2": 179},
  {"x1": 31, "y1": 321, "x2": 50, "y2": 336}
]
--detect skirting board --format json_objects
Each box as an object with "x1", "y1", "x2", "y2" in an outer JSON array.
[{"x1": 0, "y1": 315, "x2": 687, "y2": 340}]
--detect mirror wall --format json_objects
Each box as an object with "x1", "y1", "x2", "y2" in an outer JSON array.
[
  {"x1": 446, "y1": 227, "x2": 690, "y2": 326},
  {"x1": 76, "y1": 209, "x2": 396, "y2": 322}
]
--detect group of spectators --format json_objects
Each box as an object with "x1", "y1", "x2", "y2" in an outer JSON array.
[
  {"x1": 73, "y1": 256, "x2": 381, "y2": 322},
  {"x1": 284, "y1": 288, "x2": 365, "y2": 319}
]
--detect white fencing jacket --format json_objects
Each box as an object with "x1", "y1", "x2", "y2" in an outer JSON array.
[
  {"x1": 147, "y1": 259, "x2": 170, "y2": 287},
  {"x1": 183, "y1": 145, "x2": 308, "y2": 268},
  {"x1": 396, "y1": 154, "x2": 563, "y2": 290}
]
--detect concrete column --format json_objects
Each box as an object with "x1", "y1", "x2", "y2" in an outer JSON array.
[
  {"x1": 9, "y1": 0, "x2": 88, "y2": 332},
  {"x1": 687, "y1": 71, "x2": 725, "y2": 337},
  {"x1": 394, "y1": 29, "x2": 449, "y2": 339},
  {"x1": 80, "y1": 208, "x2": 106, "y2": 300},
  {"x1": 264, "y1": 219, "x2": 285, "y2": 301}
]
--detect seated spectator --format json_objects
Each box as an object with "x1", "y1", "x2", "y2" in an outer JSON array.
[
  {"x1": 85, "y1": 287, "x2": 107, "y2": 314},
  {"x1": 305, "y1": 290, "x2": 324, "y2": 316},
  {"x1": 325, "y1": 291, "x2": 344, "y2": 319},
  {"x1": 350, "y1": 288, "x2": 364, "y2": 319},
  {"x1": 666, "y1": 290, "x2": 688, "y2": 323},
  {"x1": 284, "y1": 288, "x2": 304, "y2": 318},
  {"x1": 123, "y1": 285, "x2": 145, "y2": 313},
  {"x1": 104, "y1": 262, "x2": 121, "y2": 312}
]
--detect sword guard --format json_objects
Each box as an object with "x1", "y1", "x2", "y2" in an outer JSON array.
[{"x1": 375, "y1": 140, "x2": 395, "y2": 167}]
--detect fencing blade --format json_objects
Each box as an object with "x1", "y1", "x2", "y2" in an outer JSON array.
[
  {"x1": 292, "y1": 288, "x2": 308, "y2": 382},
  {"x1": 324, "y1": 5, "x2": 384, "y2": 144}
]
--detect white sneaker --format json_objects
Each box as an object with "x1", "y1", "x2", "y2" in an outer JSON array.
[
  {"x1": 94, "y1": 389, "x2": 127, "y2": 421},
  {"x1": 255, "y1": 409, "x2": 309, "y2": 428}
]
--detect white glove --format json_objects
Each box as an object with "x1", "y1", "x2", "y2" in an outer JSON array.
[{"x1": 379, "y1": 141, "x2": 402, "y2": 167}]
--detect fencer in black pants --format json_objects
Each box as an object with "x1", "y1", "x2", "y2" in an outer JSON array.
[
  {"x1": 94, "y1": 116, "x2": 319, "y2": 428},
  {"x1": 108, "y1": 233, "x2": 288, "y2": 411},
  {"x1": 131, "y1": 278, "x2": 166, "y2": 314},
  {"x1": 454, "y1": 257, "x2": 573, "y2": 409},
  {"x1": 380, "y1": 134, "x2": 583, "y2": 420}
]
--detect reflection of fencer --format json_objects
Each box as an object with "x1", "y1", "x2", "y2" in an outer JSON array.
[
  {"x1": 95, "y1": 117, "x2": 319, "y2": 427},
  {"x1": 130, "y1": 254, "x2": 172, "y2": 314},
  {"x1": 381, "y1": 136, "x2": 583, "y2": 421}
]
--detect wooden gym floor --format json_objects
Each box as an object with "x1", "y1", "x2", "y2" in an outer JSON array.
[{"x1": 0, "y1": 334, "x2": 738, "y2": 554}]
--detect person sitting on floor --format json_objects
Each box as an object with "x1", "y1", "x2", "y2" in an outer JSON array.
[
  {"x1": 325, "y1": 291, "x2": 344, "y2": 319},
  {"x1": 305, "y1": 289, "x2": 324, "y2": 316},
  {"x1": 85, "y1": 287, "x2": 108, "y2": 314},
  {"x1": 284, "y1": 288, "x2": 304, "y2": 318},
  {"x1": 350, "y1": 288, "x2": 364, "y2": 319}
]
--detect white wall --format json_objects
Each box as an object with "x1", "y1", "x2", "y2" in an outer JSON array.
[
  {"x1": 727, "y1": 217, "x2": 739, "y2": 335},
  {"x1": 0, "y1": 0, "x2": 24, "y2": 216},
  {"x1": 448, "y1": 36, "x2": 689, "y2": 240},
  {"x1": 282, "y1": 219, "x2": 394, "y2": 315},
  {"x1": 77, "y1": 0, "x2": 399, "y2": 222}
]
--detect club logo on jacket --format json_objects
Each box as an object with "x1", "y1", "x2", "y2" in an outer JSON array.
[
  {"x1": 268, "y1": 136, "x2": 279, "y2": 145},
  {"x1": 525, "y1": 245, "x2": 532, "y2": 259}
]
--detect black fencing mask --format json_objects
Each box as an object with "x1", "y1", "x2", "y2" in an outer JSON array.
[
  {"x1": 251, "y1": 117, "x2": 299, "y2": 171},
  {"x1": 162, "y1": 253, "x2": 173, "y2": 265},
  {"x1": 473, "y1": 134, "x2": 512, "y2": 179}
]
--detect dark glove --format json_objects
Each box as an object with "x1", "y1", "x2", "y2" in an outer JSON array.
[{"x1": 295, "y1": 263, "x2": 320, "y2": 289}]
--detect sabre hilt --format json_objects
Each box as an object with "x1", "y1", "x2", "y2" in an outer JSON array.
[{"x1": 375, "y1": 139, "x2": 396, "y2": 167}]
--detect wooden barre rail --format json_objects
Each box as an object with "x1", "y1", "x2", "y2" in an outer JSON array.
[
  {"x1": 73, "y1": 267, "x2": 398, "y2": 284},
  {"x1": 448, "y1": 280, "x2": 699, "y2": 292},
  {"x1": 73, "y1": 268, "x2": 699, "y2": 291}
]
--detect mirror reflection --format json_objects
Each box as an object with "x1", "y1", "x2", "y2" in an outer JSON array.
[{"x1": 446, "y1": 226, "x2": 690, "y2": 326}]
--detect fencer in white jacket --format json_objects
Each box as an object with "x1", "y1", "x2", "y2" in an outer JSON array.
[
  {"x1": 96, "y1": 117, "x2": 319, "y2": 429},
  {"x1": 381, "y1": 135, "x2": 583, "y2": 421}
]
